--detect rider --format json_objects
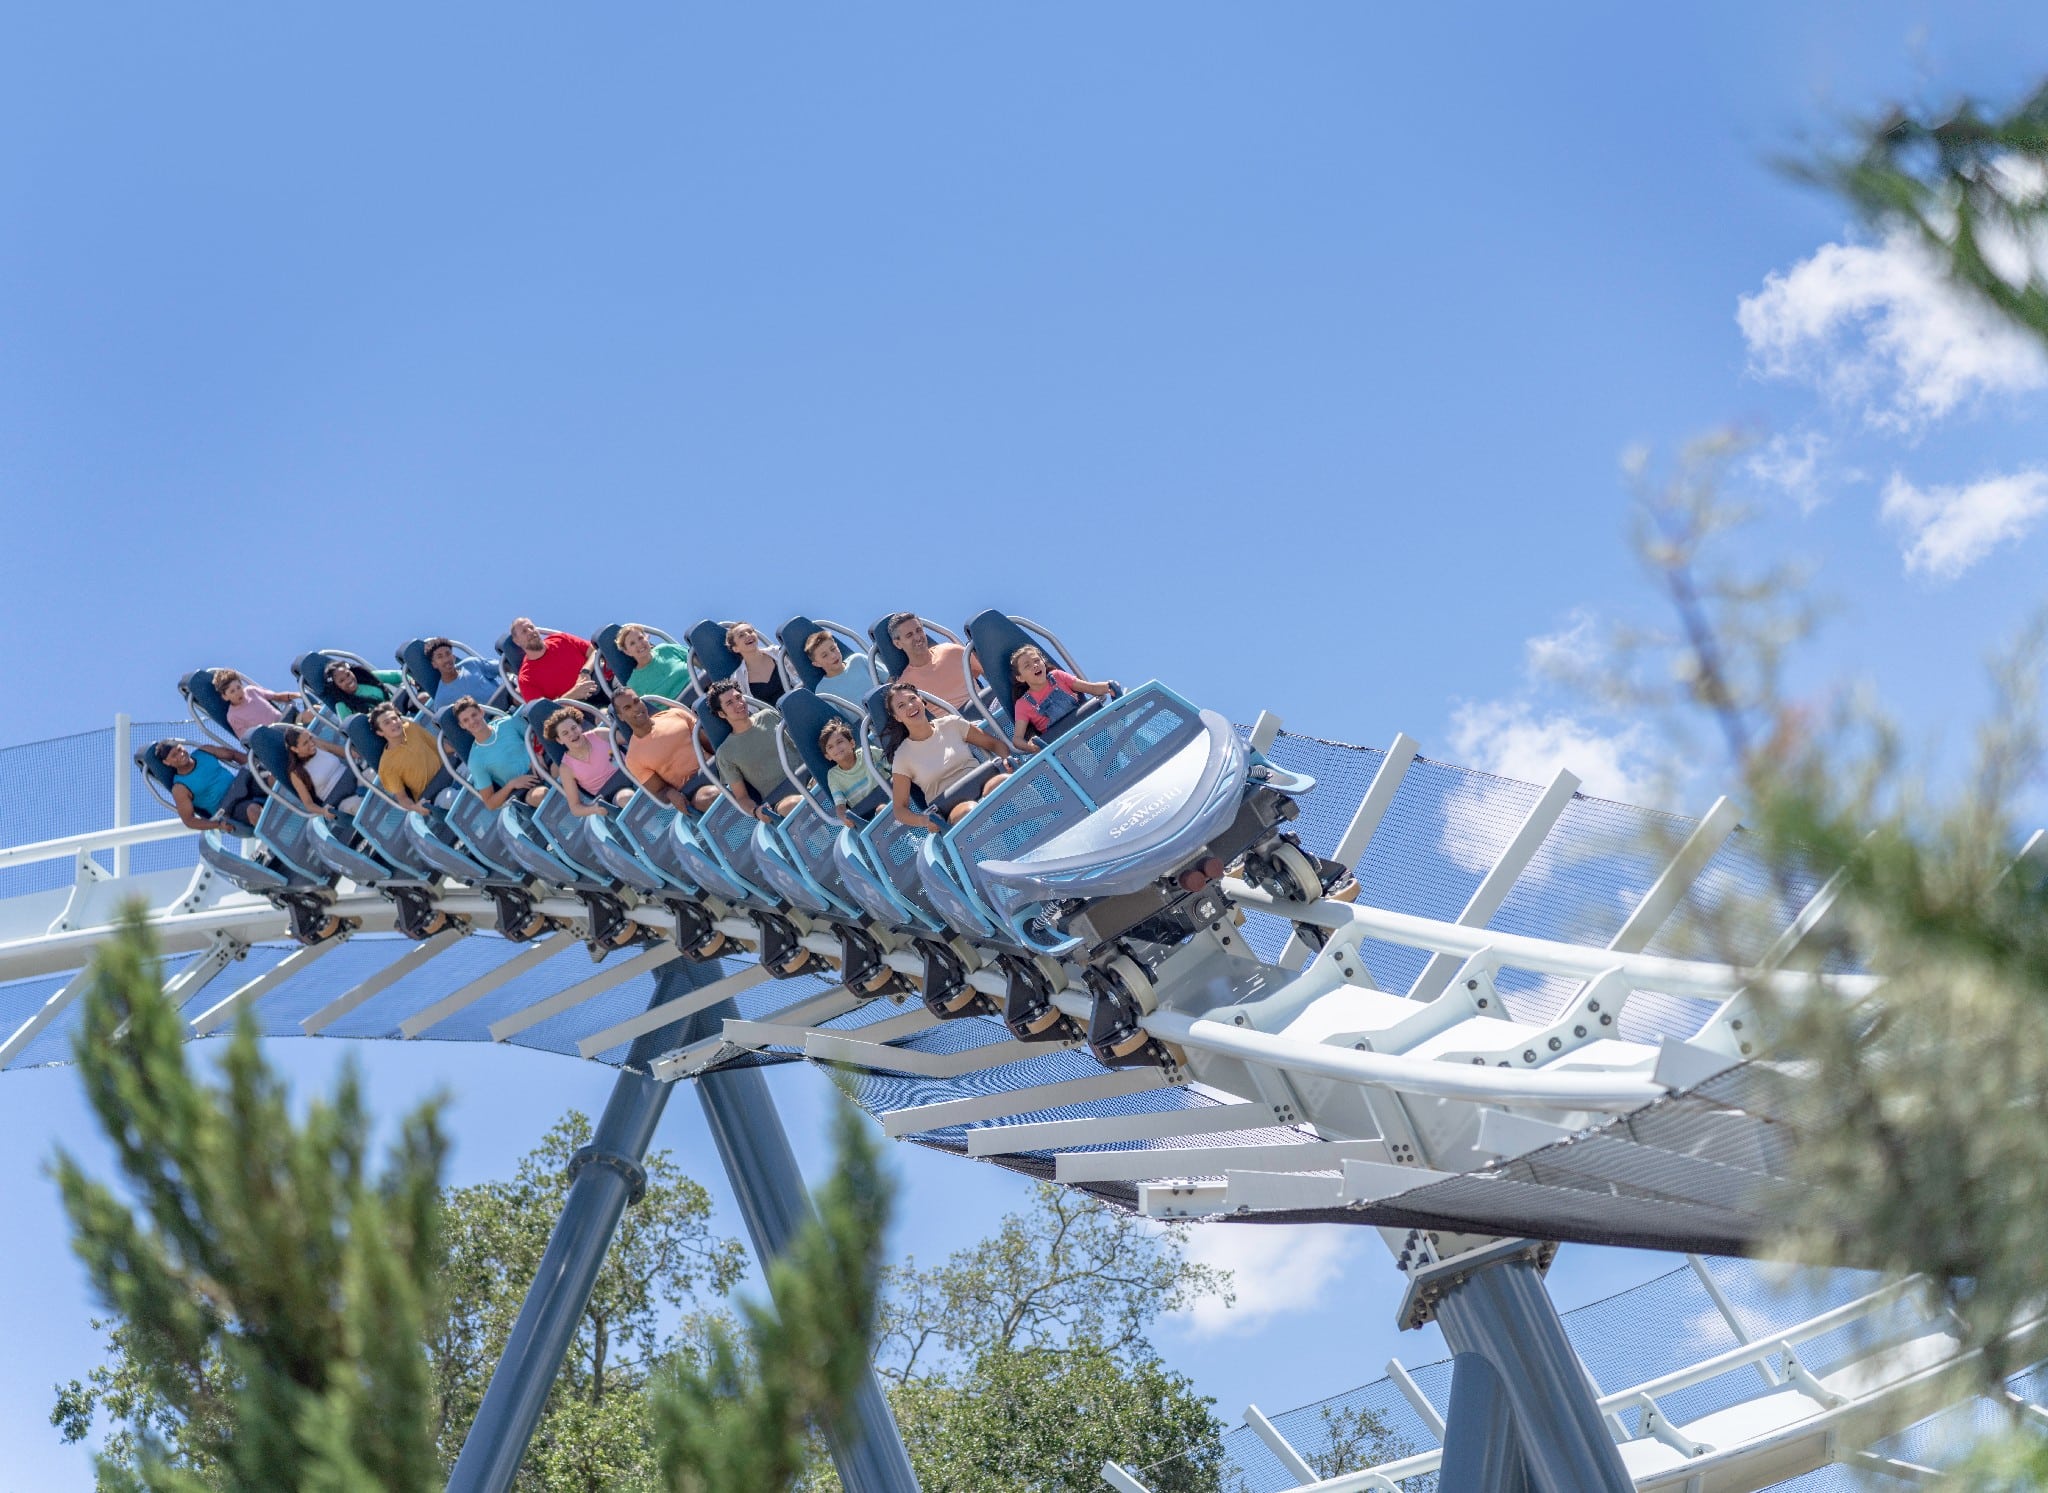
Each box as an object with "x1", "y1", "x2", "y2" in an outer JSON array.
[
  {"x1": 543, "y1": 708, "x2": 636, "y2": 817},
  {"x1": 368, "y1": 703, "x2": 454, "y2": 816},
  {"x1": 325, "y1": 659, "x2": 405, "y2": 718},
  {"x1": 611, "y1": 688, "x2": 719, "y2": 813},
  {"x1": 726, "y1": 622, "x2": 788, "y2": 705},
  {"x1": 882, "y1": 681, "x2": 1011, "y2": 830},
  {"x1": 1008, "y1": 644, "x2": 1118, "y2": 750},
  {"x1": 153, "y1": 740, "x2": 264, "y2": 832},
  {"x1": 804, "y1": 630, "x2": 871, "y2": 707},
  {"x1": 281, "y1": 725, "x2": 359, "y2": 818},
  {"x1": 213, "y1": 669, "x2": 304, "y2": 740},
  {"x1": 706, "y1": 681, "x2": 802, "y2": 821},
  {"x1": 452, "y1": 696, "x2": 546, "y2": 811},
  {"x1": 820, "y1": 718, "x2": 880, "y2": 826},
  {"x1": 885, "y1": 612, "x2": 974, "y2": 710},
  {"x1": 616, "y1": 624, "x2": 693, "y2": 701},
  {"x1": 508, "y1": 617, "x2": 597, "y2": 703},
  {"x1": 422, "y1": 637, "x2": 502, "y2": 711}
]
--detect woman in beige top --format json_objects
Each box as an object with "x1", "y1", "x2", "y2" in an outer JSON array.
[{"x1": 881, "y1": 682, "x2": 1011, "y2": 830}]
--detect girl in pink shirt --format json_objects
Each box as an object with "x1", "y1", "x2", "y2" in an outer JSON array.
[{"x1": 544, "y1": 709, "x2": 636, "y2": 816}]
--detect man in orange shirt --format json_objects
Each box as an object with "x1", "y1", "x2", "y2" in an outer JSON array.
[
  {"x1": 612, "y1": 688, "x2": 718, "y2": 813},
  {"x1": 885, "y1": 611, "x2": 978, "y2": 710}
]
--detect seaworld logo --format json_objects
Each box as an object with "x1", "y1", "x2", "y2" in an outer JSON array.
[{"x1": 1105, "y1": 788, "x2": 1175, "y2": 840}]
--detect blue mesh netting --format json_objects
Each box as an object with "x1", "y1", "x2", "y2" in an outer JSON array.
[{"x1": 0, "y1": 721, "x2": 200, "y2": 901}]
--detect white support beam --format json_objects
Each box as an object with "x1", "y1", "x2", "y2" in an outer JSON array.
[
  {"x1": 1246, "y1": 1403, "x2": 1318, "y2": 1485},
  {"x1": 488, "y1": 943, "x2": 682, "y2": 1043},
  {"x1": 1688, "y1": 1254, "x2": 1781, "y2": 1388},
  {"x1": 1056, "y1": 1138, "x2": 1381, "y2": 1185},
  {"x1": 1608, "y1": 795, "x2": 1742, "y2": 954},
  {"x1": 852, "y1": 1005, "x2": 941, "y2": 1044},
  {"x1": 803, "y1": 1027, "x2": 1078, "y2": 1079},
  {"x1": 1221, "y1": 1169, "x2": 1345, "y2": 1211},
  {"x1": 1407, "y1": 767, "x2": 1580, "y2": 1002},
  {"x1": 1340, "y1": 1157, "x2": 1455, "y2": 1202},
  {"x1": 888, "y1": 1068, "x2": 1174, "y2": 1138},
  {"x1": 399, "y1": 930, "x2": 578, "y2": 1038},
  {"x1": 1099, "y1": 1464, "x2": 1153, "y2": 1493},
  {"x1": 300, "y1": 930, "x2": 463, "y2": 1035},
  {"x1": 0, "y1": 817, "x2": 193, "y2": 871},
  {"x1": 189, "y1": 938, "x2": 349, "y2": 1037},
  {"x1": 965, "y1": 1098, "x2": 1270, "y2": 1156},
  {"x1": 1385, "y1": 1358, "x2": 1446, "y2": 1439},
  {"x1": 572, "y1": 962, "x2": 773, "y2": 1058},
  {"x1": 1280, "y1": 731, "x2": 1419, "y2": 970}
]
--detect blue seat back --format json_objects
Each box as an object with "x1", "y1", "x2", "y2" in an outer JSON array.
[
  {"x1": 685, "y1": 619, "x2": 743, "y2": 688},
  {"x1": 778, "y1": 688, "x2": 862, "y2": 811},
  {"x1": 295, "y1": 649, "x2": 350, "y2": 713},
  {"x1": 135, "y1": 743, "x2": 181, "y2": 796},
  {"x1": 593, "y1": 624, "x2": 634, "y2": 690},
  {"x1": 519, "y1": 699, "x2": 568, "y2": 768},
  {"x1": 245, "y1": 723, "x2": 298, "y2": 801},
  {"x1": 778, "y1": 616, "x2": 828, "y2": 688},
  {"x1": 180, "y1": 669, "x2": 238, "y2": 740},
  {"x1": 867, "y1": 615, "x2": 918, "y2": 680},
  {"x1": 962, "y1": 610, "x2": 1041, "y2": 740},
  {"x1": 493, "y1": 632, "x2": 525, "y2": 696},
  {"x1": 343, "y1": 714, "x2": 386, "y2": 775},
  {"x1": 396, "y1": 638, "x2": 436, "y2": 700},
  {"x1": 436, "y1": 704, "x2": 479, "y2": 766}
]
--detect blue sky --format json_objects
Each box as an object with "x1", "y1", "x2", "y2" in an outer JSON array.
[{"x1": 6, "y1": 2, "x2": 2048, "y2": 1486}]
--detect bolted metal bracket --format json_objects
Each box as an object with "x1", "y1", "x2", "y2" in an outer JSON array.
[
  {"x1": 1397, "y1": 1236, "x2": 1558, "y2": 1330},
  {"x1": 566, "y1": 1144, "x2": 648, "y2": 1206}
]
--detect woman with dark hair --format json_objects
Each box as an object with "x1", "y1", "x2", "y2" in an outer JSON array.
[
  {"x1": 544, "y1": 707, "x2": 636, "y2": 817},
  {"x1": 282, "y1": 726, "x2": 359, "y2": 818},
  {"x1": 883, "y1": 682, "x2": 1012, "y2": 831},
  {"x1": 325, "y1": 659, "x2": 405, "y2": 719}
]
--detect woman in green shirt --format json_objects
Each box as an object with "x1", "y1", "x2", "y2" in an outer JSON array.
[{"x1": 617, "y1": 623, "x2": 692, "y2": 701}]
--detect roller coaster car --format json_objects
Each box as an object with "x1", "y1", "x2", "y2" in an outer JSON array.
[
  {"x1": 510, "y1": 700, "x2": 661, "y2": 954},
  {"x1": 135, "y1": 737, "x2": 350, "y2": 946},
  {"x1": 329, "y1": 715, "x2": 478, "y2": 942}
]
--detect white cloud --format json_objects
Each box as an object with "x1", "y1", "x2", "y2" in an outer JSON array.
[
  {"x1": 1448, "y1": 699, "x2": 1656, "y2": 805},
  {"x1": 1524, "y1": 609, "x2": 1601, "y2": 682},
  {"x1": 1737, "y1": 230, "x2": 2048, "y2": 430},
  {"x1": 1747, "y1": 430, "x2": 1837, "y2": 513},
  {"x1": 1880, "y1": 467, "x2": 2048, "y2": 579},
  {"x1": 1170, "y1": 1223, "x2": 1350, "y2": 1338}
]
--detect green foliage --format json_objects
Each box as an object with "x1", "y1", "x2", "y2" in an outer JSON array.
[
  {"x1": 889, "y1": 1342, "x2": 1224, "y2": 1493},
  {"x1": 648, "y1": 1099, "x2": 893, "y2": 1493},
  {"x1": 1808, "y1": 81, "x2": 2048, "y2": 346},
  {"x1": 431, "y1": 1113, "x2": 746, "y2": 1490},
  {"x1": 804, "y1": 1179, "x2": 1233, "y2": 1492},
  {"x1": 51, "y1": 907, "x2": 447, "y2": 1492},
  {"x1": 874, "y1": 1180, "x2": 1232, "y2": 1382}
]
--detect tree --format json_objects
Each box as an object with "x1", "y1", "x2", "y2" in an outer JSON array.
[
  {"x1": 61, "y1": 1106, "x2": 748, "y2": 1492},
  {"x1": 891, "y1": 1341, "x2": 1224, "y2": 1493},
  {"x1": 873, "y1": 1180, "x2": 1233, "y2": 1382},
  {"x1": 51, "y1": 906, "x2": 447, "y2": 1492},
  {"x1": 430, "y1": 1114, "x2": 747, "y2": 1489},
  {"x1": 647, "y1": 1100, "x2": 895, "y2": 1493},
  {"x1": 1300, "y1": 1401, "x2": 1417, "y2": 1481},
  {"x1": 805, "y1": 1179, "x2": 1234, "y2": 1493}
]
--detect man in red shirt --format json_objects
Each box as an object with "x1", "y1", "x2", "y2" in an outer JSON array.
[{"x1": 509, "y1": 616, "x2": 598, "y2": 703}]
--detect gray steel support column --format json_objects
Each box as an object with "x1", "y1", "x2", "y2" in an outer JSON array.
[
  {"x1": 1424, "y1": 1246, "x2": 1631, "y2": 1493},
  {"x1": 447, "y1": 953, "x2": 723, "y2": 1493},
  {"x1": 1436, "y1": 1353, "x2": 1531, "y2": 1493},
  {"x1": 699, "y1": 1058, "x2": 921, "y2": 1493}
]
